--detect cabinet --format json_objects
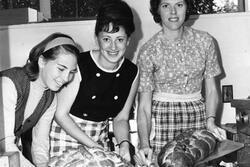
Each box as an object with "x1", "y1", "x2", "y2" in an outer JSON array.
[{"x1": 231, "y1": 99, "x2": 250, "y2": 167}]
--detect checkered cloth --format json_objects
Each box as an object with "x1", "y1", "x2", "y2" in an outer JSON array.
[
  {"x1": 150, "y1": 99, "x2": 206, "y2": 154},
  {"x1": 49, "y1": 115, "x2": 109, "y2": 157}
]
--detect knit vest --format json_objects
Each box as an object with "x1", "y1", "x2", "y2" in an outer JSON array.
[{"x1": 0, "y1": 67, "x2": 55, "y2": 137}]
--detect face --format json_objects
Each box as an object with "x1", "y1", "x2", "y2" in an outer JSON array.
[
  {"x1": 39, "y1": 51, "x2": 78, "y2": 91},
  {"x1": 97, "y1": 25, "x2": 129, "y2": 69},
  {"x1": 158, "y1": 0, "x2": 187, "y2": 31}
]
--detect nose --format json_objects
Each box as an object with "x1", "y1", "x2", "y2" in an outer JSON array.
[
  {"x1": 170, "y1": 6, "x2": 177, "y2": 14},
  {"x1": 110, "y1": 40, "x2": 117, "y2": 50},
  {"x1": 61, "y1": 72, "x2": 70, "y2": 83}
]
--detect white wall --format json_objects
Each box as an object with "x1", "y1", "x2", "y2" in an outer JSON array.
[
  {"x1": 0, "y1": 20, "x2": 97, "y2": 70},
  {"x1": 1, "y1": 0, "x2": 250, "y2": 124}
]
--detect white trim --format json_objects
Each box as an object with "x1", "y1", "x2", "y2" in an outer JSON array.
[{"x1": 90, "y1": 50, "x2": 125, "y2": 73}]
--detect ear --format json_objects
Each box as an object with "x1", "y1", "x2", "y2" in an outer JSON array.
[
  {"x1": 38, "y1": 55, "x2": 46, "y2": 68},
  {"x1": 126, "y1": 37, "x2": 131, "y2": 46},
  {"x1": 94, "y1": 35, "x2": 100, "y2": 48}
]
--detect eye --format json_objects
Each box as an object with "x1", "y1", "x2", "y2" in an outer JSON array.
[
  {"x1": 58, "y1": 67, "x2": 64, "y2": 72},
  {"x1": 177, "y1": 3, "x2": 184, "y2": 8},
  {"x1": 118, "y1": 38, "x2": 125, "y2": 43},
  {"x1": 161, "y1": 3, "x2": 169, "y2": 9},
  {"x1": 70, "y1": 70, "x2": 77, "y2": 74},
  {"x1": 102, "y1": 37, "x2": 110, "y2": 42}
]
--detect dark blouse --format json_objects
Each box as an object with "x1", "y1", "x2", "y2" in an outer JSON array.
[{"x1": 70, "y1": 51, "x2": 138, "y2": 122}]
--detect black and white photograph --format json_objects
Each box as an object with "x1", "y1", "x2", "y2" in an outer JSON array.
[{"x1": 0, "y1": 0, "x2": 249, "y2": 167}]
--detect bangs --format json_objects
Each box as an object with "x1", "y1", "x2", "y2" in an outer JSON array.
[{"x1": 101, "y1": 23, "x2": 120, "y2": 34}]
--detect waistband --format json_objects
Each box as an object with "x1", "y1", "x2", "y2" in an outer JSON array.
[{"x1": 153, "y1": 91, "x2": 202, "y2": 102}]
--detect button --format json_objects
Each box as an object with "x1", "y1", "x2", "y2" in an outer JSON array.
[
  {"x1": 116, "y1": 73, "x2": 120, "y2": 77},
  {"x1": 92, "y1": 95, "x2": 96, "y2": 99},
  {"x1": 96, "y1": 73, "x2": 101, "y2": 77},
  {"x1": 83, "y1": 113, "x2": 88, "y2": 117},
  {"x1": 114, "y1": 96, "x2": 118, "y2": 100}
]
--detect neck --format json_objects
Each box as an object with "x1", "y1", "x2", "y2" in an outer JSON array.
[
  {"x1": 163, "y1": 26, "x2": 184, "y2": 41},
  {"x1": 95, "y1": 51, "x2": 120, "y2": 71},
  {"x1": 34, "y1": 76, "x2": 48, "y2": 90}
]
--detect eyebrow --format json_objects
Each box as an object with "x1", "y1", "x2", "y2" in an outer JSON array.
[{"x1": 58, "y1": 64, "x2": 77, "y2": 72}]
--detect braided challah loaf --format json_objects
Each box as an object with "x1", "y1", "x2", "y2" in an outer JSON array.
[
  {"x1": 157, "y1": 129, "x2": 217, "y2": 167},
  {"x1": 48, "y1": 146, "x2": 133, "y2": 167}
]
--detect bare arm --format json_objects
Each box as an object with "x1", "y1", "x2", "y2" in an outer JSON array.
[
  {"x1": 205, "y1": 77, "x2": 226, "y2": 140},
  {"x1": 137, "y1": 91, "x2": 152, "y2": 149},
  {"x1": 136, "y1": 91, "x2": 153, "y2": 164},
  {"x1": 113, "y1": 70, "x2": 139, "y2": 161},
  {"x1": 55, "y1": 74, "x2": 101, "y2": 148}
]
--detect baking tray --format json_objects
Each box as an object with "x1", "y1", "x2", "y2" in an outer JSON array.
[{"x1": 195, "y1": 139, "x2": 244, "y2": 166}]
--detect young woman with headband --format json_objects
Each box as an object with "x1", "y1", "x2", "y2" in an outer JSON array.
[{"x1": 0, "y1": 32, "x2": 79, "y2": 167}]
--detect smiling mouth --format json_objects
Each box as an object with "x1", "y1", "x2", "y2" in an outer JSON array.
[
  {"x1": 169, "y1": 17, "x2": 179, "y2": 22},
  {"x1": 108, "y1": 51, "x2": 119, "y2": 56},
  {"x1": 55, "y1": 81, "x2": 64, "y2": 87}
]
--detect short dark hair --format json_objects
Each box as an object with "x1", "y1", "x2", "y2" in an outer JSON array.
[
  {"x1": 150, "y1": 0, "x2": 191, "y2": 25},
  {"x1": 24, "y1": 32, "x2": 79, "y2": 81},
  {"x1": 95, "y1": 0, "x2": 135, "y2": 38}
]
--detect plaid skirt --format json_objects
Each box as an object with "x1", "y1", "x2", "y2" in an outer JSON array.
[
  {"x1": 150, "y1": 99, "x2": 206, "y2": 154},
  {"x1": 49, "y1": 114, "x2": 109, "y2": 157}
]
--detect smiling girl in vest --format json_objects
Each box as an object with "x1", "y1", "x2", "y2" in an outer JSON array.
[{"x1": 0, "y1": 32, "x2": 79, "y2": 167}]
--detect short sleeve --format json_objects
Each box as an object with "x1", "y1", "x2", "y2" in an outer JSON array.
[
  {"x1": 137, "y1": 46, "x2": 155, "y2": 92},
  {"x1": 204, "y1": 37, "x2": 221, "y2": 78}
]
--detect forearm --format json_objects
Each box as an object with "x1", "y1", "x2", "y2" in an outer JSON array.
[
  {"x1": 205, "y1": 78, "x2": 219, "y2": 126},
  {"x1": 32, "y1": 135, "x2": 50, "y2": 166},
  {"x1": 206, "y1": 93, "x2": 219, "y2": 128},
  {"x1": 113, "y1": 119, "x2": 130, "y2": 144},
  {"x1": 55, "y1": 113, "x2": 99, "y2": 148},
  {"x1": 206, "y1": 92, "x2": 218, "y2": 118},
  {"x1": 137, "y1": 109, "x2": 151, "y2": 148}
]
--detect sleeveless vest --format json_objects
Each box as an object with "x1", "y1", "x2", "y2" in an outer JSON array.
[{"x1": 0, "y1": 67, "x2": 55, "y2": 162}]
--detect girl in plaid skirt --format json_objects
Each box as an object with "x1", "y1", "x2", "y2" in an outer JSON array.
[
  {"x1": 136, "y1": 0, "x2": 226, "y2": 165},
  {"x1": 49, "y1": 0, "x2": 139, "y2": 163}
]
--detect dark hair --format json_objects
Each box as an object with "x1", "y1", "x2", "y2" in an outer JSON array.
[
  {"x1": 150, "y1": 0, "x2": 191, "y2": 25},
  {"x1": 95, "y1": 0, "x2": 135, "y2": 38},
  {"x1": 24, "y1": 32, "x2": 79, "y2": 81}
]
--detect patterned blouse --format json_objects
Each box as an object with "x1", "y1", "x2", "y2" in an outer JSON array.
[{"x1": 137, "y1": 26, "x2": 221, "y2": 94}]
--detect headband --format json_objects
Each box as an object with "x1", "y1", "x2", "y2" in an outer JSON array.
[{"x1": 44, "y1": 37, "x2": 77, "y2": 52}]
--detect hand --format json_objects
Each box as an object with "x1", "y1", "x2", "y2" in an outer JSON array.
[
  {"x1": 120, "y1": 148, "x2": 131, "y2": 162},
  {"x1": 136, "y1": 147, "x2": 153, "y2": 166},
  {"x1": 79, "y1": 145, "x2": 95, "y2": 159},
  {"x1": 119, "y1": 141, "x2": 131, "y2": 162},
  {"x1": 207, "y1": 118, "x2": 227, "y2": 141},
  {"x1": 35, "y1": 162, "x2": 48, "y2": 167}
]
